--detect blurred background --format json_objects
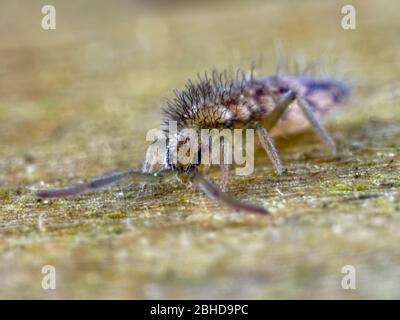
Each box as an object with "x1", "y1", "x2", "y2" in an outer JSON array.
[{"x1": 0, "y1": 0, "x2": 399, "y2": 299}]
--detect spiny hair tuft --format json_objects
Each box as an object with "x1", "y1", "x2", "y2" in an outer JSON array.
[{"x1": 162, "y1": 69, "x2": 254, "y2": 130}]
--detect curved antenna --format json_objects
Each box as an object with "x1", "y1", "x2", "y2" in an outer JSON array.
[
  {"x1": 36, "y1": 169, "x2": 175, "y2": 198},
  {"x1": 192, "y1": 172, "x2": 269, "y2": 215}
]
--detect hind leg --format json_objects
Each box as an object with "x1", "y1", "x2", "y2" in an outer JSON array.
[
  {"x1": 256, "y1": 90, "x2": 296, "y2": 174},
  {"x1": 256, "y1": 88, "x2": 336, "y2": 174},
  {"x1": 295, "y1": 95, "x2": 336, "y2": 153},
  {"x1": 264, "y1": 89, "x2": 336, "y2": 150},
  {"x1": 256, "y1": 125, "x2": 283, "y2": 175}
]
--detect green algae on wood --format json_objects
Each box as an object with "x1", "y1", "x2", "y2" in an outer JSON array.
[{"x1": 0, "y1": 0, "x2": 400, "y2": 299}]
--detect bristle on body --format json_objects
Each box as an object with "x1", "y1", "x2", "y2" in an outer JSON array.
[{"x1": 161, "y1": 68, "x2": 349, "y2": 136}]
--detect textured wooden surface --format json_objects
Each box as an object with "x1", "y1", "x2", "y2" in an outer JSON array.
[{"x1": 0, "y1": 0, "x2": 399, "y2": 298}]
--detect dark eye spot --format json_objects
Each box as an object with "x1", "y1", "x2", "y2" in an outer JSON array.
[
  {"x1": 279, "y1": 86, "x2": 290, "y2": 94},
  {"x1": 255, "y1": 88, "x2": 264, "y2": 96}
]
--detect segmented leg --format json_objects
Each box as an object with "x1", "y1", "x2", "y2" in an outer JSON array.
[
  {"x1": 256, "y1": 125, "x2": 283, "y2": 175},
  {"x1": 220, "y1": 161, "x2": 229, "y2": 191},
  {"x1": 192, "y1": 172, "x2": 269, "y2": 214},
  {"x1": 219, "y1": 138, "x2": 231, "y2": 190},
  {"x1": 263, "y1": 90, "x2": 296, "y2": 130},
  {"x1": 296, "y1": 95, "x2": 336, "y2": 153},
  {"x1": 258, "y1": 88, "x2": 336, "y2": 176},
  {"x1": 255, "y1": 90, "x2": 296, "y2": 175}
]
